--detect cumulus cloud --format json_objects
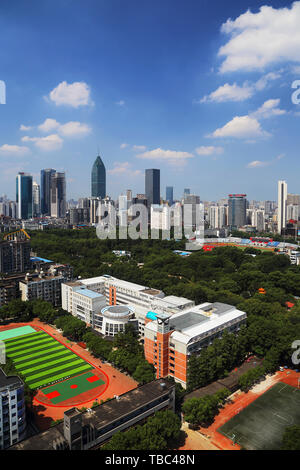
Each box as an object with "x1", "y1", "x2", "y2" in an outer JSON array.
[
  {"x1": 58, "y1": 121, "x2": 92, "y2": 138},
  {"x1": 38, "y1": 118, "x2": 60, "y2": 133},
  {"x1": 200, "y1": 83, "x2": 253, "y2": 103},
  {"x1": 120, "y1": 143, "x2": 129, "y2": 149},
  {"x1": 47, "y1": 81, "x2": 93, "y2": 107},
  {"x1": 0, "y1": 144, "x2": 31, "y2": 156},
  {"x1": 199, "y1": 72, "x2": 283, "y2": 104},
  {"x1": 218, "y1": 2, "x2": 300, "y2": 72},
  {"x1": 251, "y1": 98, "x2": 286, "y2": 119},
  {"x1": 116, "y1": 100, "x2": 125, "y2": 106},
  {"x1": 108, "y1": 161, "x2": 142, "y2": 177},
  {"x1": 136, "y1": 148, "x2": 194, "y2": 166},
  {"x1": 20, "y1": 124, "x2": 33, "y2": 131},
  {"x1": 195, "y1": 146, "x2": 224, "y2": 156},
  {"x1": 210, "y1": 115, "x2": 270, "y2": 139},
  {"x1": 22, "y1": 134, "x2": 63, "y2": 151}
]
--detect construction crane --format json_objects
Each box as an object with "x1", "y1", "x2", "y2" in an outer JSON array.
[{"x1": 3, "y1": 229, "x2": 31, "y2": 241}]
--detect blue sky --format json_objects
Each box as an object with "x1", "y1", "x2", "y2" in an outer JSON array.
[{"x1": 0, "y1": 0, "x2": 300, "y2": 202}]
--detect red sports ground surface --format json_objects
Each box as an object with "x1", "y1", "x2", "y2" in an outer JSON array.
[{"x1": 0, "y1": 320, "x2": 137, "y2": 430}]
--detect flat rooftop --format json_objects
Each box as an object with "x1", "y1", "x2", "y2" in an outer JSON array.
[
  {"x1": 74, "y1": 286, "x2": 105, "y2": 299},
  {"x1": 0, "y1": 368, "x2": 23, "y2": 390}
]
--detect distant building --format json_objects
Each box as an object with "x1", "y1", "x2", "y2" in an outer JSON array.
[
  {"x1": 0, "y1": 368, "x2": 26, "y2": 449},
  {"x1": 19, "y1": 268, "x2": 69, "y2": 307},
  {"x1": 145, "y1": 169, "x2": 160, "y2": 206},
  {"x1": 32, "y1": 181, "x2": 41, "y2": 217},
  {"x1": 166, "y1": 186, "x2": 173, "y2": 206},
  {"x1": 278, "y1": 181, "x2": 287, "y2": 234},
  {"x1": 40, "y1": 169, "x2": 56, "y2": 216},
  {"x1": 16, "y1": 173, "x2": 33, "y2": 220},
  {"x1": 91, "y1": 155, "x2": 106, "y2": 199},
  {"x1": 228, "y1": 194, "x2": 247, "y2": 229},
  {"x1": 50, "y1": 172, "x2": 66, "y2": 218}
]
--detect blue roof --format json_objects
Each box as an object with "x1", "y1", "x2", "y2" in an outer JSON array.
[
  {"x1": 74, "y1": 286, "x2": 104, "y2": 299},
  {"x1": 146, "y1": 311, "x2": 159, "y2": 321},
  {"x1": 31, "y1": 256, "x2": 53, "y2": 263}
]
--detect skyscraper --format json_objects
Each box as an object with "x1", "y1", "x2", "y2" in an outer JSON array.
[
  {"x1": 145, "y1": 169, "x2": 160, "y2": 206},
  {"x1": 166, "y1": 186, "x2": 173, "y2": 206},
  {"x1": 16, "y1": 173, "x2": 33, "y2": 220},
  {"x1": 50, "y1": 172, "x2": 66, "y2": 218},
  {"x1": 278, "y1": 180, "x2": 287, "y2": 234},
  {"x1": 91, "y1": 155, "x2": 106, "y2": 198},
  {"x1": 41, "y1": 169, "x2": 56, "y2": 215},
  {"x1": 32, "y1": 181, "x2": 41, "y2": 217},
  {"x1": 228, "y1": 194, "x2": 247, "y2": 228}
]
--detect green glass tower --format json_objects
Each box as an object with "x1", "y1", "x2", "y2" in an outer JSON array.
[{"x1": 91, "y1": 155, "x2": 106, "y2": 198}]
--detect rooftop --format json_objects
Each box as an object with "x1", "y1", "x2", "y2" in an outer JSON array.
[
  {"x1": 74, "y1": 286, "x2": 104, "y2": 299},
  {"x1": 0, "y1": 368, "x2": 23, "y2": 390}
]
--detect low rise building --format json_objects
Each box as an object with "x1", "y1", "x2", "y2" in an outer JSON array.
[
  {"x1": 10, "y1": 379, "x2": 175, "y2": 450},
  {"x1": 19, "y1": 270, "x2": 67, "y2": 307}
]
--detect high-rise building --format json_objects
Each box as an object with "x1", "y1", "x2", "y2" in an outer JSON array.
[
  {"x1": 40, "y1": 169, "x2": 56, "y2": 215},
  {"x1": 91, "y1": 155, "x2": 106, "y2": 199},
  {"x1": 32, "y1": 181, "x2": 41, "y2": 217},
  {"x1": 0, "y1": 369, "x2": 26, "y2": 449},
  {"x1": 228, "y1": 194, "x2": 247, "y2": 228},
  {"x1": 277, "y1": 180, "x2": 287, "y2": 234},
  {"x1": 50, "y1": 172, "x2": 66, "y2": 218},
  {"x1": 166, "y1": 186, "x2": 173, "y2": 206},
  {"x1": 184, "y1": 188, "x2": 190, "y2": 197},
  {"x1": 145, "y1": 169, "x2": 160, "y2": 206},
  {"x1": 16, "y1": 173, "x2": 33, "y2": 220},
  {"x1": 287, "y1": 193, "x2": 300, "y2": 206}
]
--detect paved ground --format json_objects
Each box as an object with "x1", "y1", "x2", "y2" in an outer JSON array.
[{"x1": 178, "y1": 422, "x2": 219, "y2": 451}]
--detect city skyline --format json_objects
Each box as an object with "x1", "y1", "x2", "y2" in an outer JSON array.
[{"x1": 1, "y1": 1, "x2": 300, "y2": 201}]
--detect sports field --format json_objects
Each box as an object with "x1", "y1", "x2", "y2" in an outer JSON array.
[
  {"x1": 218, "y1": 382, "x2": 300, "y2": 450},
  {"x1": 2, "y1": 326, "x2": 92, "y2": 389}
]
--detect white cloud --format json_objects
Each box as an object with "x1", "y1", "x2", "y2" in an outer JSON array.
[
  {"x1": 58, "y1": 121, "x2": 92, "y2": 138},
  {"x1": 210, "y1": 115, "x2": 270, "y2": 139},
  {"x1": 38, "y1": 118, "x2": 60, "y2": 133},
  {"x1": 47, "y1": 81, "x2": 93, "y2": 108},
  {"x1": 132, "y1": 145, "x2": 147, "y2": 152},
  {"x1": 22, "y1": 134, "x2": 63, "y2": 151},
  {"x1": 251, "y1": 98, "x2": 286, "y2": 119},
  {"x1": 195, "y1": 146, "x2": 224, "y2": 156},
  {"x1": 120, "y1": 143, "x2": 129, "y2": 149},
  {"x1": 199, "y1": 72, "x2": 282, "y2": 104},
  {"x1": 0, "y1": 144, "x2": 31, "y2": 157},
  {"x1": 219, "y1": 2, "x2": 300, "y2": 72},
  {"x1": 108, "y1": 162, "x2": 142, "y2": 177},
  {"x1": 116, "y1": 100, "x2": 125, "y2": 106},
  {"x1": 20, "y1": 124, "x2": 33, "y2": 131},
  {"x1": 247, "y1": 160, "x2": 270, "y2": 168},
  {"x1": 201, "y1": 82, "x2": 253, "y2": 103},
  {"x1": 136, "y1": 148, "x2": 194, "y2": 166}
]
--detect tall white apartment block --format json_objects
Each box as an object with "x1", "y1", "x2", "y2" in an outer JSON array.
[{"x1": 277, "y1": 180, "x2": 287, "y2": 234}]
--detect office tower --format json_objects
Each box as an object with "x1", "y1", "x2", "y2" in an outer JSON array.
[
  {"x1": 16, "y1": 173, "x2": 33, "y2": 220},
  {"x1": 184, "y1": 188, "x2": 190, "y2": 197},
  {"x1": 145, "y1": 169, "x2": 160, "y2": 206},
  {"x1": 40, "y1": 169, "x2": 56, "y2": 215},
  {"x1": 126, "y1": 190, "x2": 132, "y2": 201},
  {"x1": 0, "y1": 369, "x2": 26, "y2": 449},
  {"x1": 91, "y1": 155, "x2": 106, "y2": 199},
  {"x1": 118, "y1": 194, "x2": 128, "y2": 227},
  {"x1": 50, "y1": 172, "x2": 66, "y2": 218},
  {"x1": 32, "y1": 182, "x2": 41, "y2": 217},
  {"x1": 228, "y1": 194, "x2": 247, "y2": 228},
  {"x1": 209, "y1": 205, "x2": 227, "y2": 229},
  {"x1": 151, "y1": 205, "x2": 170, "y2": 231},
  {"x1": 277, "y1": 180, "x2": 287, "y2": 234},
  {"x1": 166, "y1": 186, "x2": 174, "y2": 206},
  {"x1": 183, "y1": 194, "x2": 202, "y2": 232}
]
